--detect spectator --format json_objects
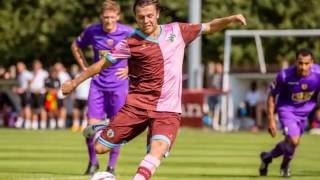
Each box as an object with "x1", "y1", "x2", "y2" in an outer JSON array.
[
  {"x1": 14, "y1": 62, "x2": 33, "y2": 129},
  {"x1": 71, "y1": 65, "x2": 91, "y2": 132},
  {"x1": 310, "y1": 108, "x2": 320, "y2": 135},
  {"x1": 206, "y1": 62, "x2": 223, "y2": 130},
  {"x1": 54, "y1": 62, "x2": 71, "y2": 128},
  {"x1": 29, "y1": 59, "x2": 48, "y2": 130},
  {"x1": 245, "y1": 81, "x2": 260, "y2": 132},
  {"x1": 44, "y1": 68, "x2": 60, "y2": 129}
]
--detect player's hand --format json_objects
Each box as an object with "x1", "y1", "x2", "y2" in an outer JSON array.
[
  {"x1": 268, "y1": 120, "x2": 277, "y2": 138},
  {"x1": 61, "y1": 80, "x2": 76, "y2": 96},
  {"x1": 115, "y1": 66, "x2": 128, "y2": 80},
  {"x1": 231, "y1": 14, "x2": 247, "y2": 26}
]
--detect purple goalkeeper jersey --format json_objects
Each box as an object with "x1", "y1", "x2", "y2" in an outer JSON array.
[
  {"x1": 76, "y1": 23, "x2": 133, "y2": 90},
  {"x1": 270, "y1": 64, "x2": 320, "y2": 116}
]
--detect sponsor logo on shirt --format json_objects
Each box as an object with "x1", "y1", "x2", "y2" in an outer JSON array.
[{"x1": 291, "y1": 91, "x2": 314, "y2": 101}]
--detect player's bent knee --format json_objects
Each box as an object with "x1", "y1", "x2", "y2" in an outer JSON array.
[
  {"x1": 291, "y1": 139, "x2": 299, "y2": 146},
  {"x1": 94, "y1": 141, "x2": 111, "y2": 154},
  {"x1": 286, "y1": 136, "x2": 300, "y2": 146},
  {"x1": 150, "y1": 140, "x2": 169, "y2": 159}
]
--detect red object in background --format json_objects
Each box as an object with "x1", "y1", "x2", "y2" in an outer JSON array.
[{"x1": 181, "y1": 89, "x2": 224, "y2": 128}]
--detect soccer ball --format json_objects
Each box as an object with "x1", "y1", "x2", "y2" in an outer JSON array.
[{"x1": 90, "y1": 171, "x2": 116, "y2": 180}]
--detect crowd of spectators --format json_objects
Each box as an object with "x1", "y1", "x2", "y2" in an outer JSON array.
[{"x1": 0, "y1": 60, "x2": 90, "y2": 132}]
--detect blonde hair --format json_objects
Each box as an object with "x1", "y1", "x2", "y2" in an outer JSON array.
[{"x1": 101, "y1": 0, "x2": 121, "y2": 14}]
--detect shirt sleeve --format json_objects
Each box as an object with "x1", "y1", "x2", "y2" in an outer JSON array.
[
  {"x1": 178, "y1": 23, "x2": 204, "y2": 45},
  {"x1": 269, "y1": 72, "x2": 284, "y2": 96},
  {"x1": 75, "y1": 27, "x2": 91, "y2": 49},
  {"x1": 105, "y1": 39, "x2": 131, "y2": 63}
]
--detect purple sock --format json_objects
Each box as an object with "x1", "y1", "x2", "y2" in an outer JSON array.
[
  {"x1": 269, "y1": 141, "x2": 285, "y2": 158},
  {"x1": 86, "y1": 137, "x2": 98, "y2": 165},
  {"x1": 108, "y1": 146, "x2": 120, "y2": 168},
  {"x1": 281, "y1": 143, "x2": 296, "y2": 168}
]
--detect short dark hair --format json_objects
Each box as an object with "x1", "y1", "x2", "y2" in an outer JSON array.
[
  {"x1": 133, "y1": 0, "x2": 160, "y2": 14},
  {"x1": 296, "y1": 48, "x2": 314, "y2": 60}
]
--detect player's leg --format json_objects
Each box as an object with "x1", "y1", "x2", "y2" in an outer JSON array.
[
  {"x1": 259, "y1": 112, "x2": 302, "y2": 177},
  {"x1": 104, "y1": 89, "x2": 128, "y2": 174},
  {"x1": 259, "y1": 112, "x2": 290, "y2": 176},
  {"x1": 72, "y1": 100, "x2": 81, "y2": 132},
  {"x1": 133, "y1": 112, "x2": 181, "y2": 180},
  {"x1": 15, "y1": 93, "x2": 25, "y2": 128},
  {"x1": 84, "y1": 86, "x2": 106, "y2": 175},
  {"x1": 93, "y1": 104, "x2": 148, "y2": 178},
  {"x1": 31, "y1": 93, "x2": 42, "y2": 130},
  {"x1": 279, "y1": 118, "x2": 306, "y2": 177},
  {"x1": 57, "y1": 98, "x2": 67, "y2": 129},
  {"x1": 278, "y1": 135, "x2": 299, "y2": 177}
]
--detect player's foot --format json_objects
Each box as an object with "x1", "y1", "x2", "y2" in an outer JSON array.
[
  {"x1": 259, "y1": 152, "x2": 272, "y2": 176},
  {"x1": 106, "y1": 166, "x2": 115, "y2": 175},
  {"x1": 82, "y1": 120, "x2": 109, "y2": 138},
  {"x1": 280, "y1": 167, "x2": 291, "y2": 177},
  {"x1": 280, "y1": 162, "x2": 291, "y2": 177},
  {"x1": 84, "y1": 163, "x2": 99, "y2": 175}
]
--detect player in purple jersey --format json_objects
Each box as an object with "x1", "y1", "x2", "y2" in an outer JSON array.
[
  {"x1": 63, "y1": 0, "x2": 246, "y2": 179},
  {"x1": 71, "y1": 0, "x2": 133, "y2": 175},
  {"x1": 259, "y1": 48, "x2": 320, "y2": 177}
]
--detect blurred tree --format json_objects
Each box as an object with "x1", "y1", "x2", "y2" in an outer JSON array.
[{"x1": 0, "y1": 0, "x2": 319, "y2": 67}]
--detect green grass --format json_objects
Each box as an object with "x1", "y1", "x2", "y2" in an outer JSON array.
[{"x1": 0, "y1": 128, "x2": 319, "y2": 180}]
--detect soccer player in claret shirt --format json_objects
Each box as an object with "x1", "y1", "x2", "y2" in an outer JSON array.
[
  {"x1": 259, "y1": 48, "x2": 320, "y2": 177},
  {"x1": 63, "y1": 0, "x2": 246, "y2": 179},
  {"x1": 71, "y1": 0, "x2": 133, "y2": 175}
]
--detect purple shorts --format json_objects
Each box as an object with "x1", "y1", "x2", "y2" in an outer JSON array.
[
  {"x1": 278, "y1": 111, "x2": 307, "y2": 137},
  {"x1": 87, "y1": 83, "x2": 128, "y2": 120}
]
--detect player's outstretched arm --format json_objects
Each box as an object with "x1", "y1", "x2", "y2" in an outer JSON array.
[
  {"x1": 71, "y1": 41, "x2": 89, "y2": 71},
  {"x1": 62, "y1": 59, "x2": 112, "y2": 95},
  {"x1": 267, "y1": 94, "x2": 277, "y2": 138},
  {"x1": 203, "y1": 14, "x2": 246, "y2": 34}
]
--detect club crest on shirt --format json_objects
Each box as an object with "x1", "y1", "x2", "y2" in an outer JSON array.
[
  {"x1": 107, "y1": 129, "x2": 115, "y2": 138},
  {"x1": 166, "y1": 33, "x2": 176, "y2": 42},
  {"x1": 106, "y1": 39, "x2": 114, "y2": 46},
  {"x1": 301, "y1": 83, "x2": 308, "y2": 90}
]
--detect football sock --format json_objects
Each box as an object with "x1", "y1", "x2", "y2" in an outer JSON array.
[
  {"x1": 269, "y1": 141, "x2": 285, "y2": 158},
  {"x1": 108, "y1": 146, "x2": 120, "y2": 169},
  {"x1": 86, "y1": 137, "x2": 98, "y2": 165},
  {"x1": 281, "y1": 143, "x2": 296, "y2": 168},
  {"x1": 133, "y1": 154, "x2": 160, "y2": 180}
]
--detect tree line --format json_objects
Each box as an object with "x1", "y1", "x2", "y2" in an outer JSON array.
[{"x1": 0, "y1": 0, "x2": 319, "y2": 67}]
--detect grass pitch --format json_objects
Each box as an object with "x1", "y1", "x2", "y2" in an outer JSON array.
[{"x1": 0, "y1": 128, "x2": 319, "y2": 180}]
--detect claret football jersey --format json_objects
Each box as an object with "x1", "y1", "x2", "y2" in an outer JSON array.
[{"x1": 105, "y1": 22, "x2": 204, "y2": 113}]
